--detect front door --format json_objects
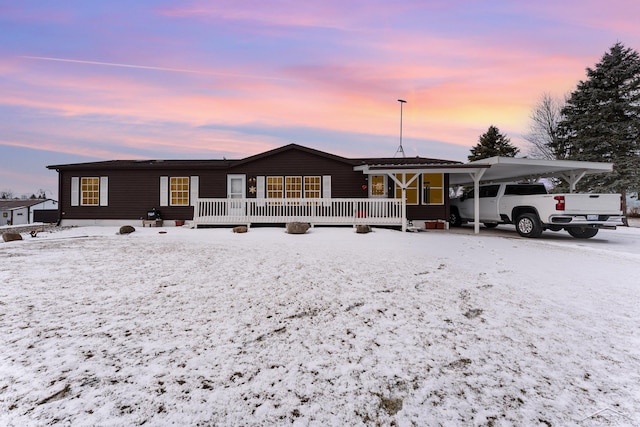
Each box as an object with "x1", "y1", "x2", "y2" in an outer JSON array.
[{"x1": 227, "y1": 174, "x2": 246, "y2": 216}]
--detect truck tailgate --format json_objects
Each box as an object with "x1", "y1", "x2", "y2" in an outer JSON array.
[{"x1": 564, "y1": 194, "x2": 621, "y2": 214}]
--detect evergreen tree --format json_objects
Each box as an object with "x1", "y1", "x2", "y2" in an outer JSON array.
[
  {"x1": 468, "y1": 125, "x2": 519, "y2": 161},
  {"x1": 556, "y1": 42, "x2": 640, "y2": 196}
]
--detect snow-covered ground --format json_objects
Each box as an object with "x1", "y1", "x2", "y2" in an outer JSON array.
[{"x1": 1, "y1": 225, "x2": 639, "y2": 426}]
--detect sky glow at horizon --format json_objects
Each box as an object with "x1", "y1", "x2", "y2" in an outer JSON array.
[{"x1": 1, "y1": 0, "x2": 640, "y2": 198}]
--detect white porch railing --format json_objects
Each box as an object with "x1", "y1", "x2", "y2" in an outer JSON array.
[{"x1": 193, "y1": 198, "x2": 404, "y2": 228}]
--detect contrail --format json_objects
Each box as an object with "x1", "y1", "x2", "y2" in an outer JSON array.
[{"x1": 20, "y1": 55, "x2": 290, "y2": 81}]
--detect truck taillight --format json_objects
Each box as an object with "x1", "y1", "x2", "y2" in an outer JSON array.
[
  {"x1": 554, "y1": 195, "x2": 565, "y2": 211},
  {"x1": 621, "y1": 195, "x2": 624, "y2": 212}
]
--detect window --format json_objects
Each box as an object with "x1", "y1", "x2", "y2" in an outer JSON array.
[
  {"x1": 504, "y1": 184, "x2": 547, "y2": 195},
  {"x1": 285, "y1": 176, "x2": 302, "y2": 198},
  {"x1": 422, "y1": 173, "x2": 444, "y2": 205},
  {"x1": 370, "y1": 175, "x2": 386, "y2": 197},
  {"x1": 72, "y1": 176, "x2": 108, "y2": 207},
  {"x1": 81, "y1": 177, "x2": 100, "y2": 206},
  {"x1": 304, "y1": 176, "x2": 321, "y2": 198},
  {"x1": 170, "y1": 177, "x2": 189, "y2": 206},
  {"x1": 266, "y1": 176, "x2": 322, "y2": 199},
  {"x1": 267, "y1": 176, "x2": 283, "y2": 199},
  {"x1": 160, "y1": 176, "x2": 198, "y2": 207},
  {"x1": 479, "y1": 185, "x2": 500, "y2": 198},
  {"x1": 394, "y1": 173, "x2": 418, "y2": 205}
]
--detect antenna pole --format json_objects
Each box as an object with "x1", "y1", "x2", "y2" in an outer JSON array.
[{"x1": 395, "y1": 99, "x2": 407, "y2": 158}]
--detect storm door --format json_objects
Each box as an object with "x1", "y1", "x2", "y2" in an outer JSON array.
[{"x1": 227, "y1": 174, "x2": 246, "y2": 216}]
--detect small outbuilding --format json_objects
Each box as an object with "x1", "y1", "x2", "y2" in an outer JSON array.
[{"x1": 0, "y1": 199, "x2": 59, "y2": 226}]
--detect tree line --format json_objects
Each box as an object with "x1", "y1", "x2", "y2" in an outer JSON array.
[
  {"x1": 468, "y1": 42, "x2": 640, "y2": 207},
  {"x1": 1, "y1": 189, "x2": 50, "y2": 200}
]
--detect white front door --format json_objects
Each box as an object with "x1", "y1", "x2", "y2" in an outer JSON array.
[{"x1": 227, "y1": 174, "x2": 246, "y2": 216}]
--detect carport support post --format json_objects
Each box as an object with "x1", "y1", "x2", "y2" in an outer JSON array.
[
  {"x1": 560, "y1": 170, "x2": 587, "y2": 193},
  {"x1": 469, "y1": 169, "x2": 486, "y2": 234},
  {"x1": 402, "y1": 188, "x2": 407, "y2": 232}
]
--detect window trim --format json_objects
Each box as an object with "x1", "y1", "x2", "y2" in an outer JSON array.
[
  {"x1": 304, "y1": 176, "x2": 322, "y2": 198},
  {"x1": 369, "y1": 175, "x2": 387, "y2": 198},
  {"x1": 71, "y1": 176, "x2": 108, "y2": 207},
  {"x1": 285, "y1": 176, "x2": 303, "y2": 199},
  {"x1": 266, "y1": 176, "x2": 284, "y2": 199},
  {"x1": 266, "y1": 175, "x2": 326, "y2": 200},
  {"x1": 170, "y1": 176, "x2": 190, "y2": 206},
  {"x1": 421, "y1": 173, "x2": 444, "y2": 205},
  {"x1": 80, "y1": 177, "x2": 100, "y2": 206}
]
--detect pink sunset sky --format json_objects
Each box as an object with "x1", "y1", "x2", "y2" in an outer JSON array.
[{"x1": 1, "y1": 0, "x2": 640, "y2": 198}]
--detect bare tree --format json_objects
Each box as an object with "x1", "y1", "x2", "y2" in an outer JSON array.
[
  {"x1": 1, "y1": 190, "x2": 15, "y2": 199},
  {"x1": 525, "y1": 93, "x2": 565, "y2": 159}
]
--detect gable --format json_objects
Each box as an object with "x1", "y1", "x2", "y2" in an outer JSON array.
[{"x1": 232, "y1": 143, "x2": 357, "y2": 168}]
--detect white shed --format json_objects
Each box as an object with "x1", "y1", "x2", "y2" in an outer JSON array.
[{"x1": 0, "y1": 199, "x2": 58, "y2": 226}]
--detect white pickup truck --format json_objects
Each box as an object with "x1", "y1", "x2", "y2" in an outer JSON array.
[{"x1": 449, "y1": 182, "x2": 625, "y2": 238}]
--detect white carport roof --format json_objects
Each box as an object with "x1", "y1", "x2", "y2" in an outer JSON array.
[
  {"x1": 449, "y1": 156, "x2": 614, "y2": 189},
  {"x1": 355, "y1": 156, "x2": 614, "y2": 190},
  {"x1": 354, "y1": 157, "x2": 615, "y2": 233}
]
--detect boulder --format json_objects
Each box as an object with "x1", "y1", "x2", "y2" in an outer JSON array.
[
  {"x1": 355, "y1": 225, "x2": 372, "y2": 234},
  {"x1": 119, "y1": 225, "x2": 136, "y2": 235},
  {"x1": 233, "y1": 226, "x2": 248, "y2": 233},
  {"x1": 2, "y1": 232, "x2": 23, "y2": 242},
  {"x1": 286, "y1": 222, "x2": 310, "y2": 234}
]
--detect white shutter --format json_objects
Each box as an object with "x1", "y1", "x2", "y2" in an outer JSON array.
[
  {"x1": 322, "y1": 175, "x2": 331, "y2": 206},
  {"x1": 160, "y1": 176, "x2": 169, "y2": 207},
  {"x1": 71, "y1": 177, "x2": 79, "y2": 206},
  {"x1": 99, "y1": 176, "x2": 108, "y2": 206},
  {"x1": 190, "y1": 176, "x2": 199, "y2": 206},
  {"x1": 256, "y1": 176, "x2": 265, "y2": 207}
]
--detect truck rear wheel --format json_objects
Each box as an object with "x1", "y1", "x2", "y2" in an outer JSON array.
[
  {"x1": 567, "y1": 227, "x2": 599, "y2": 239},
  {"x1": 449, "y1": 208, "x2": 462, "y2": 227},
  {"x1": 516, "y1": 213, "x2": 543, "y2": 238}
]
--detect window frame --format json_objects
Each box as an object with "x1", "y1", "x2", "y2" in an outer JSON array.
[
  {"x1": 422, "y1": 173, "x2": 445, "y2": 205},
  {"x1": 304, "y1": 176, "x2": 322, "y2": 198},
  {"x1": 170, "y1": 176, "x2": 190, "y2": 206},
  {"x1": 80, "y1": 177, "x2": 100, "y2": 206},
  {"x1": 369, "y1": 175, "x2": 387, "y2": 198},
  {"x1": 285, "y1": 176, "x2": 303, "y2": 199},
  {"x1": 266, "y1": 176, "x2": 284, "y2": 199}
]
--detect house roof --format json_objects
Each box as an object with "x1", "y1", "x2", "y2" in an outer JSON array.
[
  {"x1": 47, "y1": 143, "x2": 461, "y2": 171},
  {"x1": 0, "y1": 199, "x2": 53, "y2": 210},
  {"x1": 47, "y1": 159, "x2": 236, "y2": 171},
  {"x1": 46, "y1": 144, "x2": 614, "y2": 189}
]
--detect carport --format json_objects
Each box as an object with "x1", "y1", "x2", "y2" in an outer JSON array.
[{"x1": 356, "y1": 157, "x2": 615, "y2": 234}]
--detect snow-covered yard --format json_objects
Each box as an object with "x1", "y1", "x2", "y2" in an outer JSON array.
[{"x1": 1, "y1": 225, "x2": 639, "y2": 426}]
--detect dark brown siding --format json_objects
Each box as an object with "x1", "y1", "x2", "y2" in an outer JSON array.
[
  {"x1": 402, "y1": 173, "x2": 451, "y2": 222},
  {"x1": 227, "y1": 149, "x2": 368, "y2": 198},
  {"x1": 60, "y1": 169, "x2": 197, "y2": 221},
  {"x1": 55, "y1": 146, "x2": 450, "y2": 222}
]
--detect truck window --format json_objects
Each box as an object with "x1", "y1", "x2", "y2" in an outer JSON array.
[
  {"x1": 504, "y1": 184, "x2": 547, "y2": 195},
  {"x1": 479, "y1": 185, "x2": 500, "y2": 198}
]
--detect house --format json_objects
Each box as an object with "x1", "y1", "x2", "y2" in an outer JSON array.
[
  {"x1": 47, "y1": 144, "x2": 619, "y2": 232},
  {"x1": 47, "y1": 144, "x2": 471, "y2": 229},
  {"x1": 0, "y1": 199, "x2": 59, "y2": 226}
]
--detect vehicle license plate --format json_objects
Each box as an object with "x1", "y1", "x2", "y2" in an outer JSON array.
[{"x1": 587, "y1": 214, "x2": 598, "y2": 221}]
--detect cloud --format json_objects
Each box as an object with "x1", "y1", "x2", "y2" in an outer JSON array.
[{"x1": 19, "y1": 56, "x2": 291, "y2": 82}]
